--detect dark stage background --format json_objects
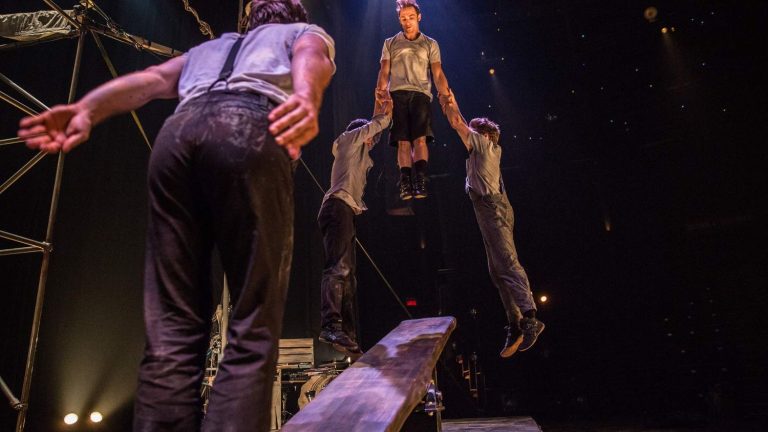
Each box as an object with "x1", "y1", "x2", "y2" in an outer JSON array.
[{"x1": 1, "y1": 1, "x2": 767, "y2": 430}]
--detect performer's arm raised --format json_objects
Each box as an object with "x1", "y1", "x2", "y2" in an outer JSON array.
[{"x1": 440, "y1": 89, "x2": 472, "y2": 150}]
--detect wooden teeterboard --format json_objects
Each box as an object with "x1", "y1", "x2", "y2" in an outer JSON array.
[{"x1": 282, "y1": 316, "x2": 457, "y2": 432}]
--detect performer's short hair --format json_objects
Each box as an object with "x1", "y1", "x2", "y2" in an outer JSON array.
[
  {"x1": 247, "y1": 0, "x2": 308, "y2": 30},
  {"x1": 396, "y1": 0, "x2": 421, "y2": 16},
  {"x1": 346, "y1": 119, "x2": 369, "y2": 132},
  {"x1": 469, "y1": 118, "x2": 501, "y2": 145}
]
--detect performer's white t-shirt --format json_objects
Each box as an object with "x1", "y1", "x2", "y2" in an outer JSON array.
[
  {"x1": 176, "y1": 23, "x2": 335, "y2": 111},
  {"x1": 466, "y1": 130, "x2": 505, "y2": 196},
  {"x1": 380, "y1": 32, "x2": 441, "y2": 100}
]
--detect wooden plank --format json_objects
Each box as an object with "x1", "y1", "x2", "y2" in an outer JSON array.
[
  {"x1": 282, "y1": 316, "x2": 457, "y2": 432},
  {"x1": 442, "y1": 417, "x2": 542, "y2": 432}
]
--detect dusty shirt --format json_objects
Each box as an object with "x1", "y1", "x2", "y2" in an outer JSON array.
[
  {"x1": 465, "y1": 130, "x2": 505, "y2": 196},
  {"x1": 322, "y1": 114, "x2": 392, "y2": 214},
  {"x1": 380, "y1": 32, "x2": 441, "y2": 100},
  {"x1": 177, "y1": 23, "x2": 335, "y2": 111}
]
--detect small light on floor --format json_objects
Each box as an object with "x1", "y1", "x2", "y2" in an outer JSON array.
[
  {"x1": 540, "y1": 295, "x2": 548, "y2": 303},
  {"x1": 64, "y1": 413, "x2": 78, "y2": 425},
  {"x1": 90, "y1": 411, "x2": 103, "y2": 423}
]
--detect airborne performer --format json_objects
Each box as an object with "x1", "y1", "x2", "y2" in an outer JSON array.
[
  {"x1": 375, "y1": 0, "x2": 451, "y2": 200},
  {"x1": 440, "y1": 90, "x2": 546, "y2": 358},
  {"x1": 318, "y1": 100, "x2": 393, "y2": 357}
]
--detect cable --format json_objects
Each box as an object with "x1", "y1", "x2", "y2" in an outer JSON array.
[{"x1": 298, "y1": 158, "x2": 413, "y2": 319}]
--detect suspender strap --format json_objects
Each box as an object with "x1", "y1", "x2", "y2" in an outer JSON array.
[{"x1": 207, "y1": 35, "x2": 246, "y2": 92}]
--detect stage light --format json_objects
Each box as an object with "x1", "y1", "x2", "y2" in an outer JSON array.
[
  {"x1": 90, "y1": 411, "x2": 103, "y2": 423},
  {"x1": 406, "y1": 298, "x2": 418, "y2": 307},
  {"x1": 64, "y1": 413, "x2": 78, "y2": 425},
  {"x1": 540, "y1": 295, "x2": 548, "y2": 303},
  {"x1": 661, "y1": 27, "x2": 668, "y2": 34},
  {"x1": 644, "y1": 7, "x2": 658, "y2": 23},
  {"x1": 489, "y1": 68, "x2": 495, "y2": 75}
]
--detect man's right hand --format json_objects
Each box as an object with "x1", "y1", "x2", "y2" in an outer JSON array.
[
  {"x1": 18, "y1": 103, "x2": 93, "y2": 154},
  {"x1": 268, "y1": 93, "x2": 320, "y2": 159}
]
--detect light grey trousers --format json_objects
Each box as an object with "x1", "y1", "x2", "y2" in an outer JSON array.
[{"x1": 469, "y1": 189, "x2": 536, "y2": 323}]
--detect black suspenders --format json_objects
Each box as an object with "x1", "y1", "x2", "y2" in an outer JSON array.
[{"x1": 207, "y1": 35, "x2": 246, "y2": 92}]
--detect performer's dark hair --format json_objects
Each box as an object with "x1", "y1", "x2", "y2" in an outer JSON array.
[
  {"x1": 346, "y1": 119, "x2": 369, "y2": 132},
  {"x1": 396, "y1": 0, "x2": 421, "y2": 15},
  {"x1": 247, "y1": 0, "x2": 308, "y2": 30},
  {"x1": 469, "y1": 118, "x2": 501, "y2": 145}
]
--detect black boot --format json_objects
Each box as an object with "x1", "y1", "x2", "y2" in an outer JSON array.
[
  {"x1": 519, "y1": 317, "x2": 545, "y2": 352},
  {"x1": 399, "y1": 174, "x2": 414, "y2": 200},
  {"x1": 500, "y1": 323, "x2": 523, "y2": 358},
  {"x1": 412, "y1": 173, "x2": 428, "y2": 199},
  {"x1": 319, "y1": 326, "x2": 361, "y2": 355}
]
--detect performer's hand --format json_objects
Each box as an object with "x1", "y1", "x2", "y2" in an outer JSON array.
[
  {"x1": 268, "y1": 93, "x2": 320, "y2": 159},
  {"x1": 374, "y1": 88, "x2": 391, "y2": 103},
  {"x1": 18, "y1": 104, "x2": 93, "y2": 154},
  {"x1": 373, "y1": 98, "x2": 393, "y2": 117},
  {"x1": 381, "y1": 98, "x2": 393, "y2": 116}
]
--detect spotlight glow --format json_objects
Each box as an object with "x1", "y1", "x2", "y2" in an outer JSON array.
[
  {"x1": 90, "y1": 411, "x2": 103, "y2": 423},
  {"x1": 489, "y1": 68, "x2": 495, "y2": 75},
  {"x1": 540, "y1": 295, "x2": 548, "y2": 303},
  {"x1": 64, "y1": 413, "x2": 78, "y2": 425},
  {"x1": 661, "y1": 27, "x2": 668, "y2": 34}
]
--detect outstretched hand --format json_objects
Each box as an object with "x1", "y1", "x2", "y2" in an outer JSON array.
[
  {"x1": 438, "y1": 89, "x2": 455, "y2": 113},
  {"x1": 18, "y1": 104, "x2": 93, "y2": 154},
  {"x1": 268, "y1": 93, "x2": 320, "y2": 159}
]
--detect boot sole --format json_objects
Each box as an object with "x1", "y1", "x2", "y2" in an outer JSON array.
[
  {"x1": 319, "y1": 337, "x2": 360, "y2": 356},
  {"x1": 500, "y1": 334, "x2": 524, "y2": 358}
]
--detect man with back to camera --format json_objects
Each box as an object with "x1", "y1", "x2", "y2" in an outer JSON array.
[
  {"x1": 375, "y1": 0, "x2": 451, "y2": 200},
  {"x1": 439, "y1": 89, "x2": 546, "y2": 358},
  {"x1": 317, "y1": 99, "x2": 393, "y2": 357},
  {"x1": 18, "y1": 1, "x2": 335, "y2": 430}
]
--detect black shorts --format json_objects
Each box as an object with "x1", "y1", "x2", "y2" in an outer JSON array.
[{"x1": 389, "y1": 90, "x2": 434, "y2": 146}]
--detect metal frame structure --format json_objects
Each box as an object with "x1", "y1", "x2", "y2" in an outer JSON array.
[{"x1": 0, "y1": 2, "x2": 179, "y2": 430}]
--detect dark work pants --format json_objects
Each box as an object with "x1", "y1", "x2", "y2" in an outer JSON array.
[
  {"x1": 317, "y1": 198, "x2": 359, "y2": 342},
  {"x1": 133, "y1": 92, "x2": 294, "y2": 432},
  {"x1": 469, "y1": 190, "x2": 536, "y2": 324}
]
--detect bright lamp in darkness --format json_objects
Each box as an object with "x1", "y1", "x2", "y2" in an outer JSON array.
[
  {"x1": 90, "y1": 411, "x2": 103, "y2": 423},
  {"x1": 540, "y1": 295, "x2": 548, "y2": 303},
  {"x1": 63, "y1": 413, "x2": 78, "y2": 425}
]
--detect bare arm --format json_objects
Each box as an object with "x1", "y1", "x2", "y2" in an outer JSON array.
[
  {"x1": 375, "y1": 59, "x2": 392, "y2": 102},
  {"x1": 431, "y1": 62, "x2": 450, "y2": 98},
  {"x1": 268, "y1": 33, "x2": 334, "y2": 159},
  {"x1": 439, "y1": 89, "x2": 472, "y2": 150},
  {"x1": 19, "y1": 56, "x2": 186, "y2": 153}
]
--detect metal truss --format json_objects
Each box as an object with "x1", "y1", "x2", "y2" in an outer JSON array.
[{"x1": 0, "y1": 2, "x2": 180, "y2": 430}]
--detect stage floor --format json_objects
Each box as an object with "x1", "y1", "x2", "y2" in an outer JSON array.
[{"x1": 442, "y1": 416, "x2": 542, "y2": 432}]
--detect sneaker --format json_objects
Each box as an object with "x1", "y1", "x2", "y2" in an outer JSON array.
[
  {"x1": 500, "y1": 324, "x2": 523, "y2": 358},
  {"x1": 319, "y1": 327, "x2": 361, "y2": 355},
  {"x1": 518, "y1": 317, "x2": 545, "y2": 352},
  {"x1": 399, "y1": 175, "x2": 414, "y2": 200},
  {"x1": 412, "y1": 173, "x2": 428, "y2": 199}
]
